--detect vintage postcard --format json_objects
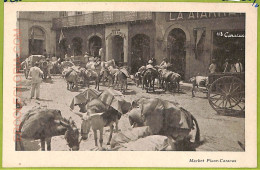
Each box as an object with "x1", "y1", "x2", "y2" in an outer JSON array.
[{"x1": 2, "y1": 2, "x2": 257, "y2": 168}]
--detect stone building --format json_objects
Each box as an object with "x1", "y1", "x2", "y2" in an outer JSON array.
[
  {"x1": 17, "y1": 11, "x2": 59, "y2": 60},
  {"x1": 53, "y1": 12, "x2": 245, "y2": 80},
  {"x1": 53, "y1": 12, "x2": 155, "y2": 73},
  {"x1": 155, "y1": 12, "x2": 245, "y2": 79}
]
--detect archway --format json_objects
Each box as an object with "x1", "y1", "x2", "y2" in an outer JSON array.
[
  {"x1": 72, "y1": 37, "x2": 83, "y2": 56},
  {"x1": 89, "y1": 36, "x2": 102, "y2": 57},
  {"x1": 131, "y1": 34, "x2": 150, "y2": 73},
  {"x1": 29, "y1": 26, "x2": 45, "y2": 55},
  {"x1": 59, "y1": 38, "x2": 68, "y2": 59},
  {"x1": 110, "y1": 35, "x2": 124, "y2": 66},
  {"x1": 167, "y1": 28, "x2": 186, "y2": 79}
]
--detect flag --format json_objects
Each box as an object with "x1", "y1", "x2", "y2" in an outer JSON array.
[{"x1": 59, "y1": 29, "x2": 65, "y2": 44}]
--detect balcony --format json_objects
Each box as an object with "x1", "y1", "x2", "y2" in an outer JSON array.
[{"x1": 52, "y1": 12, "x2": 153, "y2": 29}]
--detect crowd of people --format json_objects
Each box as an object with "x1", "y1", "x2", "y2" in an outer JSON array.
[{"x1": 209, "y1": 58, "x2": 243, "y2": 74}]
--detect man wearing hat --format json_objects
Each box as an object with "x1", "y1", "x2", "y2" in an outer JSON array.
[
  {"x1": 160, "y1": 57, "x2": 170, "y2": 69},
  {"x1": 84, "y1": 51, "x2": 91, "y2": 63},
  {"x1": 146, "y1": 59, "x2": 155, "y2": 69},
  {"x1": 28, "y1": 62, "x2": 43, "y2": 99}
]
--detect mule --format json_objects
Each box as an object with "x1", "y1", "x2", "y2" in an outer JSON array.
[
  {"x1": 63, "y1": 68, "x2": 79, "y2": 90},
  {"x1": 17, "y1": 109, "x2": 81, "y2": 151},
  {"x1": 189, "y1": 76, "x2": 208, "y2": 97},
  {"x1": 159, "y1": 69, "x2": 181, "y2": 92},
  {"x1": 143, "y1": 68, "x2": 159, "y2": 93},
  {"x1": 73, "y1": 99, "x2": 121, "y2": 149}
]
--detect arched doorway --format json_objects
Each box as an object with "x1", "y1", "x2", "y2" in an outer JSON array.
[
  {"x1": 72, "y1": 37, "x2": 83, "y2": 56},
  {"x1": 59, "y1": 38, "x2": 68, "y2": 59},
  {"x1": 131, "y1": 34, "x2": 150, "y2": 73},
  {"x1": 89, "y1": 36, "x2": 102, "y2": 57},
  {"x1": 167, "y1": 28, "x2": 186, "y2": 79},
  {"x1": 111, "y1": 35, "x2": 124, "y2": 66},
  {"x1": 29, "y1": 27, "x2": 45, "y2": 55}
]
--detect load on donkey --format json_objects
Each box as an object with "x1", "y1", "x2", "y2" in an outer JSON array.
[{"x1": 70, "y1": 88, "x2": 131, "y2": 149}]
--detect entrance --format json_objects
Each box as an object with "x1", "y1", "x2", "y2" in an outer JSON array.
[
  {"x1": 111, "y1": 35, "x2": 124, "y2": 66},
  {"x1": 89, "y1": 36, "x2": 102, "y2": 57},
  {"x1": 212, "y1": 30, "x2": 245, "y2": 72},
  {"x1": 131, "y1": 34, "x2": 150, "y2": 73},
  {"x1": 59, "y1": 39, "x2": 68, "y2": 59},
  {"x1": 29, "y1": 27, "x2": 45, "y2": 55},
  {"x1": 167, "y1": 28, "x2": 186, "y2": 79},
  {"x1": 72, "y1": 37, "x2": 83, "y2": 56}
]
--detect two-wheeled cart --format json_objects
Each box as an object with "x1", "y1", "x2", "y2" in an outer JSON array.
[{"x1": 207, "y1": 72, "x2": 245, "y2": 114}]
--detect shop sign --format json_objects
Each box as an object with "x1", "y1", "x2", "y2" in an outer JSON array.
[
  {"x1": 106, "y1": 28, "x2": 126, "y2": 40},
  {"x1": 169, "y1": 12, "x2": 245, "y2": 21}
]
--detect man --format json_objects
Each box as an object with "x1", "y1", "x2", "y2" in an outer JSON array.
[
  {"x1": 146, "y1": 60, "x2": 154, "y2": 69},
  {"x1": 209, "y1": 59, "x2": 217, "y2": 73},
  {"x1": 29, "y1": 62, "x2": 43, "y2": 99},
  {"x1": 160, "y1": 57, "x2": 170, "y2": 69},
  {"x1": 84, "y1": 52, "x2": 91, "y2": 63},
  {"x1": 235, "y1": 58, "x2": 243, "y2": 72},
  {"x1": 99, "y1": 48, "x2": 104, "y2": 61},
  {"x1": 46, "y1": 58, "x2": 53, "y2": 78},
  {"x1": 43, "y1": 49, "x2": 48, "y2": 58},
  {"x1": 223, "y1": 58, "x2": 231, "y2": 73}
]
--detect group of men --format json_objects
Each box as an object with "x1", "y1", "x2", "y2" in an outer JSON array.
[{"x1": 209, "y1": 58, "x2": 243, "y2": 74}]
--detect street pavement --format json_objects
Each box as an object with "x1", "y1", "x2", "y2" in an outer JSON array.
[{"x1": 16, "y1": 74, "x2": 245, "y2": 151}]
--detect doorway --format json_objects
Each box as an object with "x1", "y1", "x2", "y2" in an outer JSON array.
[
  {"x1": 89, "y1": 36, "x2": 102, "y2": 57},
  {"x1": 167, "y1": 28, "x2": 186, "y2": 79},
  {"x1": 111, "y1": 35, "x2": 124, "y2": 66},
  {"x1": 131, "y1": 34, "x2": 150, "y2": 73}
]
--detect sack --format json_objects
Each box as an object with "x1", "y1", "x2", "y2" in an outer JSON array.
[
  {"x1": 140, "y1": 98, "x2": 194, "y2": 136},
  {"x1": 110, "y1": 126, "x2": 151, "y2": 148},
  {"x1": 119, "y1": 135, "x2": 169, "y2": 151}
]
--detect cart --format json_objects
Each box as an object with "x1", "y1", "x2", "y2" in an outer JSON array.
[
  {"x1": 207, "y1": 72, "x2": 245, "y2": 114},
  {"x1": 23, "y1": 55, "x2": 46, "y2": 79}
]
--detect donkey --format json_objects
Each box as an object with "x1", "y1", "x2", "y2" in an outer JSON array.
[
  {"x1": 73, "y1": 99, "x2": 121, "y2": 149},
  {"x1": 17, "y1": 109, "x2": 81, "y2": 151}
]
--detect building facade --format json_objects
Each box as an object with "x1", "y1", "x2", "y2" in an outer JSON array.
[
  {"x1": 52, "y1": 12, "x2": 245, "y2": 80},
  {"x1": 155, "y1": 12, "x2": 245, "y2": 79},
  {"x1": 17, "y1": 11, "x2": 60, "y2": 60}
]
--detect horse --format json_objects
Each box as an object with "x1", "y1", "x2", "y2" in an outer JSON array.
[{"x1": 17, "y1": 109, "x2": 81, "y2": 151}]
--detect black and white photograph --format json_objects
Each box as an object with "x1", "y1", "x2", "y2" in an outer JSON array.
[
  {"x1": 15, "y1": 11, "x2": 246, "y2": 151},
  {"x1": 3, "y1": 2, "x2": 257, "y2": 167}
]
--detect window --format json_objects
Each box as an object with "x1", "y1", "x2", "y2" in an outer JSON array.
[
  {"x1": 75, "y1": 11, "x2": 83, "y2": 15},
  {"x1": 59, "y1": 12, "x2": 68, "y2": 17}
]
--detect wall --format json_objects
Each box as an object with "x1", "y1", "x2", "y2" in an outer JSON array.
[
  {"x1": 18, "y1": 12, "x2": 59, "y2": 60},
  {"x1": 105, "y1": 24, "x2": 128, "y2": 63},
  {"x1": 128, "y1": 21, "x2": 156, "y2": 66},
  {"x1": 57, "y1": 25, "x2": 105, "y2": 58}
]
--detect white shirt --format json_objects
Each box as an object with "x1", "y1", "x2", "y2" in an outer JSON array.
[
  {"x1": 29, "y1": 66, "x2": 43, "y2": 83},
  {"x1": 235, "y1": 62, "x2": 243, "y2": 72}
]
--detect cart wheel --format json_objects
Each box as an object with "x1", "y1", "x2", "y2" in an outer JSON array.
[{"x1": 208, "y1": 76, "x2": 245, "y2": 115}]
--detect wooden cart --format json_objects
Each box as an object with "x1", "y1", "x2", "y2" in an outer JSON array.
[{"x1": 207, "y1": 72, "x2": 245, "y2": 114}]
